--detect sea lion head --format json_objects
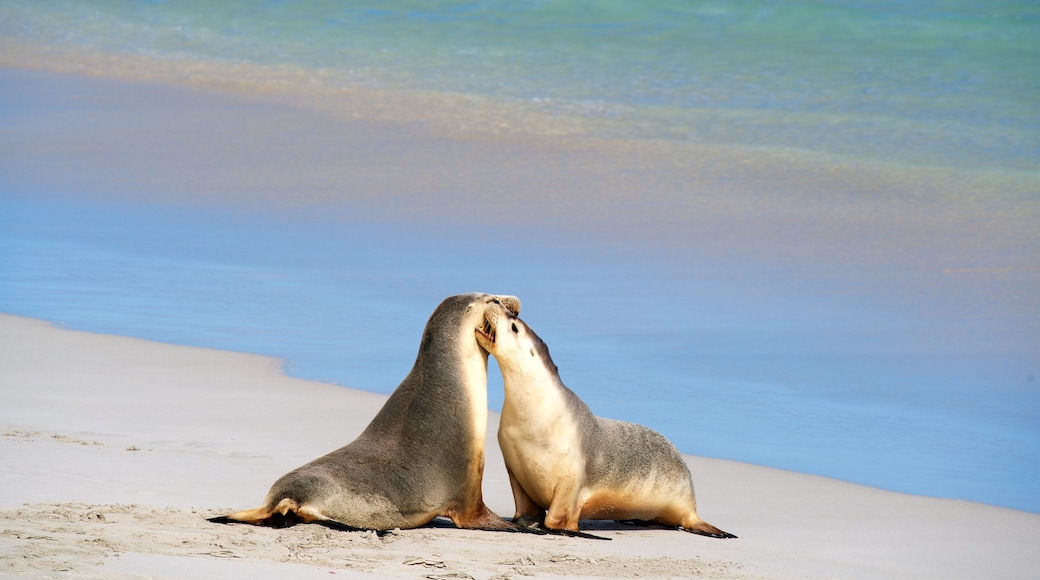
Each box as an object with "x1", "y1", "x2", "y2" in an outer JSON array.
[
  {"x1": 423, "y1": 293, "x2": 521, "y2": 361},
  {"x1": 475, "y1": 299, "x2": 553, "y2": 373}
]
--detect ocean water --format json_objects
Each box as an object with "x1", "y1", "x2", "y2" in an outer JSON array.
[
  {"x1": 2, "y1": 0, "x2": 1037, "y2": 170},
  {"x1": 1, "y1": 1, "x2": 1039, "y2": 513}
]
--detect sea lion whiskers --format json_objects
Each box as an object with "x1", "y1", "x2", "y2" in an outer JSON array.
[
  {"x1": 478, "y1": 314, "x2": 496, "y2": 344},
  {"x1": 477, "y1": 302, "x2": 510, "y2": 344}
]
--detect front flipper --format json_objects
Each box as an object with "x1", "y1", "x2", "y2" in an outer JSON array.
[
  {"x1": 506, "y1": 468, "x2": 546, "y2": 524},
  {"x1": 538, "y1": 482, "x2": 611, "y2": 539},
  {"x1": 512, "y1": 516, "x2": 610, "y2": 540},
  {"x1": 552, "y1": 527, "x2": 611, "y2": 541},
  {"x1": 448, "y1": 502, "x2": 536, "y2": 533},
  {"x1": 513, "y1": 514, "x2": 545, "y2": 530}
]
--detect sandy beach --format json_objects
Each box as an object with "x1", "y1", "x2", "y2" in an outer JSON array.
[
  {"x1": 1, "y1": 20, "x2": 1038, "y2": 576},
  {"x1": 2, "y1": 312, "x2": 1038, "y2": 579}
]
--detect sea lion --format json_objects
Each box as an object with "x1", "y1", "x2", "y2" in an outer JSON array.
[
  {"x1": 476, "y1": 301, "x2": 736, "y2": 539},
  {"x1": 210, "y1": 293, "x2": 523, "y2": 532}
]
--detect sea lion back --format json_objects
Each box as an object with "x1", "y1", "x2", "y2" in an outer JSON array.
[
  {"x1": 479, "y1": 302, "x2": 735, "y2": 539},
  {"x1": 210, "y1": 293, "x2": 524, "y2": 532}
]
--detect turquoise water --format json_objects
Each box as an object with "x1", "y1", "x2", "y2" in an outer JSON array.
[
  {"x1": 2, "y1": 0, "x2": 1038, "y2": 170},
  {"x1": 1, "y1": 1, "x2": 1039, "y2": 513}
]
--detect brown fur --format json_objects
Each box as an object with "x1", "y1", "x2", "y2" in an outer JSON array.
[
  {"x1": 210, "y1": 293, "x2": 522, "y2": 532},
  {"x1": 477, "y1": 302, "x2": 735, "y2": 539}
]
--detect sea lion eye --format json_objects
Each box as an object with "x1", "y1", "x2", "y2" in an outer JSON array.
[{"x1": 511, "y1": 323, "x2": 518, "y2": 333}]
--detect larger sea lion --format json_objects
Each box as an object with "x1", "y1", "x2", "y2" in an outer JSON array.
[
  {"x1": 476, "y1": 300, "x2": 735, "y2": 539},
  {"x1": 210, "y1": 293, "x2": 523, "y2": 532}
]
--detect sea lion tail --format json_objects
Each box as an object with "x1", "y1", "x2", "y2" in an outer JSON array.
[{"x1": 681, "y1": 517, "x2": 737, "y2": 539}]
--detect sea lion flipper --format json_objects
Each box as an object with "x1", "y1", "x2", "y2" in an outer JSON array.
[
  {"x1": 313, "y1": 518, "x2": 368, "y2": 533},
  {"x1": 292, "y1": 504, "x2": 369, "y2": 531},
  {"x1": 207, "y1": 505, "x2": 278, "y2": 526},
  {"x1": 552, "y1": 528, "x2": 612, "y2": 541},
  {"x1": 208, "y1": 505, "x2": 370, "y2": 533},
  {"x1": 208, "y1": 498, "x2": 345, "y2": 530},
  {"x1": 206, "y1": 514, "x2": 243, "y2": 525},
  {"x1": 512, "y1": 514, "x2": 544, "y2": 527},
  {"x1": 449, "y1": 503, "x2": 533, "y2": 533},
  {"x1": 680, "y1": 519, "x2": 738, "y2": 539}
]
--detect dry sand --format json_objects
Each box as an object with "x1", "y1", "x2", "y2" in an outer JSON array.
[{"x1": 2, "y1": 312, "x2": 1038, "y2": 579}]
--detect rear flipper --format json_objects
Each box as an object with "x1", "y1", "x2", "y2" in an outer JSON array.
[
  {"x1": 207, "y1": 504, "x2": 285, "y2": 527},
  {"x1": 680, "y1": 519, "x2": 737, "y2": 539},
  {"x1": 207, "y1": 498, "x2": 365, "y2": 532},
  {"x1": 622, "y1": 518, "x2": 736, "y2": 538}
]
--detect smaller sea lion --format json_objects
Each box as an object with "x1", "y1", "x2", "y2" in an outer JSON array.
[
  {"x1": 476, "y1": 301, "x2": 736, "y2": 539},
  {"x1": 210, "y1": 293, "x2": 524, "y2": 533}
]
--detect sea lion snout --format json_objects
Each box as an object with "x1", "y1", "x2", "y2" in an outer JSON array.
[
  {"x1": 493, "y1": 296, "x2": 521, "y2": 315},
  {"x1": 476, "y1": 297, "x2": 520, "y2": 348},
  {"x1": 478, "y1": 310, "x2": 498, "y2": 344}
]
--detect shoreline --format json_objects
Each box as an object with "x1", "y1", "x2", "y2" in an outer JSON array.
[
  {"x1": 2, "y1": 312, "x2": 1039, "y2": 579},
  {"x1": 1, "y1": 61, "x2": 1038, "y2": 513}
]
